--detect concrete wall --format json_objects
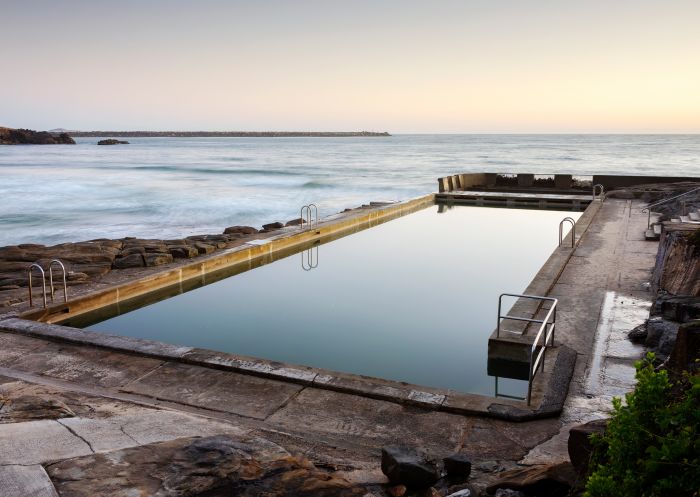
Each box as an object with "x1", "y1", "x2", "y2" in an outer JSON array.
[{"x1": 592, "y1": 175, "x2": 700, "y2": 189}]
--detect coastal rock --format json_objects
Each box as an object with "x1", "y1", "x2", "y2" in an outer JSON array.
[
  {"x1": 97, "y1": 139, "x2": 129, "y2": 145},
  {"x1": 224, "y1": 225, "x2": 258, "y2": 235},
  {"x1": 0, "y1": 395, "x2": 75, "y2": 423},
  {"x1": 568, "y1": 419, "x2": 608, "y2": 474},
  {"x1": 194, "y1": 242, "x2": 215, "y2": 255},
  {"x1": 262, "y1": 222, "x2": 284, "y2": 232},
  {"x1": 286, "y1": 217, "x2": 305, "y2": 227},
  {"x1": 627, "y1": 323, "x2": 647, "y2": 343},
  {"x1": 47, "y1": 435, "x2": 365, "y2": 497},
  {"x1": 443, "y1": 454, "x2": 472, "y2": 479},
  {"x1": 144, "y1": 253, "x2": 173, "y2": 267},
  {"x1": 381, "y1": 446, "x2": 440, "y2": 488},
  {"x1": 168, "y1": 245, "x2": 199, "y2": 258},
  {"x1": 0, "y1": 127, "x2": 75, "y2": 145},
  {"x1": 113, "y1": 254, "x2": 145, "y2": 269},
  {"x1": 485, "y1": 463, "x2": 576, "y2": 497},
  {"x1": 645, "y1": 316, "x2": 680, "y2": 358}
]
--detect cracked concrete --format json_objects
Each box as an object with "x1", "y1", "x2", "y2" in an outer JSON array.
[{"x1": 0, "y1": 198, "x2": 660, "y2": 495}]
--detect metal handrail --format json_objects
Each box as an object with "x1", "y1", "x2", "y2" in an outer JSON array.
[
  {"x1": 27, "y1": 263, "x2": 47, "y2": 308},
  {"x1": 49, "y1": 259, "x2": 68, "y2": 303},
  {"x1": 301, "y1": 245, "x2": 318, "y2": 271},
  {"x1": 559, "y1": 217, "x2": 576, "y2": 248},
  {"x1": 592, "y1": 184, "x2": 604, "y2": 202},
  {"x1": 300, "y1": 203, "x2": 319, "y2": 229},
  {"x1": 641, "y1": 186, "x2": 700, "y2": 228},
  {"x1": 497, "y1": 293, "x2": 558, "y2": 405}
]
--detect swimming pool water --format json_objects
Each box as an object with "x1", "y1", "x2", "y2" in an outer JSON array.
[{"x1": 82, "y1": 205, "x2": 581, "y2": 397}]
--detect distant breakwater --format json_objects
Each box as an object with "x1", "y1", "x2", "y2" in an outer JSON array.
[{"x1": 69, "y1": 131, "x2": 391, "y2": 138}]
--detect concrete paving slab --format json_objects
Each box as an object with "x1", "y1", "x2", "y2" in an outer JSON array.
[
  {"x1": 0, "y1": 464, "x2": 58, "y2": 497},
  {"x1": 0, "y1": 419, "x2": 93, "y2": 465},
  {"x1": 59, "y1": 410, "x2": 248, "y2": 452},
  {"x1": 4, "y1": 341, "x2": 163, "y2": 388},
  {"x1": 0, "y1": 333, "x2": 47, "y2": 367},
  {"x1": 122, "y1": 361, "x2": 304, "y2": 419},
  {"x1": 266, "y1": 388, "x2": 469, "y2": 455}
]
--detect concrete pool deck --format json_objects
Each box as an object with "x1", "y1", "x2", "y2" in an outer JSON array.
[{"x1": 0, "y1": 196, "x2": 657, "y2": 495}]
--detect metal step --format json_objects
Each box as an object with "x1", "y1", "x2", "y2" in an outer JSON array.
[
  {"x1": 670, "y1": 218, "x2": 681, "y2": 223},
  {"x1": 690, "y1": 212, "x2": 700, "y2": 221},
  {"x1": 653, "y1": 224, "x2": 662, "y2": 235}
]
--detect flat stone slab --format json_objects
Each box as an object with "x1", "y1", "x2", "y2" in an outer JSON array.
[
  {"x1": 122, "y1": 361, "x2": 304, "y2": 419},
  {"x1": 0, "y1": 333, "x2": 46, "y2": 367},
  {"x1": 3, "y1": 340, "x2": 163, "y2": 388},
  {"x1": 0, "y1": 419, "x2": 92, "y2": 465},
  {"x1": 46, "y1": 434, "x2": 364, "y2": 497},
  {"x1": 0, "y1": 464, "x2": 58, "y2": 497},
  {"x1": 266, "y1": 388, "x2": 469, "y2": 454},
  {"x1": 59, "y1": 409, "x2": 248, "y2": 452}
]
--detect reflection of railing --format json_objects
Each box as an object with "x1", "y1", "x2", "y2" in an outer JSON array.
[
  {"x1": 300, "y1": 203, "x2": 319, "y2": 229},
  {"x1": 494, "y1": 376, "x2": 526, "y2": 401},
  {"x1": 301, "y1": 245, "x2": 318, "y2": 271},
  {"x1": 559, "y1": 217, "x2": 576, "y2": 248},
  {"x1": 497, "y1": 293, "x2": 558, "y2": 405},
  {"x1": 592, "y1": 184, "x2": 604, "y2": 202},
  {"x1": 641, "y1": 186, "x2": 700, "y2": 228}
]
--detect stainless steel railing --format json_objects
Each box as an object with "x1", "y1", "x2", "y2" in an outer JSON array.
[
  {"x1": 641, "y1": 186, "x2": 700, "y2": 228},
  {"x1": 27, "y1": 259, "x2": 69, "y2": 308},
  {"x1": 592, "y1": 184, "x2": 605, "y2": 202},
  {"x1": 497, "y1": 293, "x2": 558, "y2": 405},
  {"x1": 300, "y1": 203, "x2": 319, "y2": 229},
  {"x1": 49, "y1": 259, "x2": 68, "y2": 303},
  {"x1": 559, "y1": 217, "x2": 576, "y2": 248},
  {"x1": 27, "y1": 263, "x2": 47, "y2": 308}
]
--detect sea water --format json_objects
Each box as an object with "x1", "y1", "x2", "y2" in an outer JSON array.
[{"x1": 1, "y1": 134, "x2": 698, "y2": 246}]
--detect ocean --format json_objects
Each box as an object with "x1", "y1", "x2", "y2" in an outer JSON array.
[{"x1": 1, "y1": 134, "x2": 698, "y2": 246}]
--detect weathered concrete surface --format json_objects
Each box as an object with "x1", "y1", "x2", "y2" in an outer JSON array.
[
  {"x1": 521, "y1": 199, "x2": 656, "y2": 466},
  {"x1": 123, "y1": 361, "x2": 305, "y2": 419},
  {"x1": 0, "y1": 464, "x2": 59, "y2": 497},
  {"x1": 0, "y1": 197, "x2": 663, "y2": 495}
]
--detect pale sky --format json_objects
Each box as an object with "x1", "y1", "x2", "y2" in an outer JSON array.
[{"x1": 1, "y1": 0, "x2": 699, "y2": 133}]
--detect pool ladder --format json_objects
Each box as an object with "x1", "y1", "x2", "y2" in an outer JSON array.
[
  {"x1": 497, "y1": 293, "x2": 558, "y2": 405},
  {"x1": 27, "y1": 259, "x2": 69, "y2": 308},
  {"x1": 300, "y1": 203, "x2": 319, "y2": 230},
  {"x1": 592, "y1": 184, "x2": 604, "y2": 202},
  {"x1": 558, "y1": 217, "x2": 576, "y2": 248}
]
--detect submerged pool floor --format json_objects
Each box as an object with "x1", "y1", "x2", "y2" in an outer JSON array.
[{"x1": 84, "y1": 205, "x2": 580, "y2": 397}]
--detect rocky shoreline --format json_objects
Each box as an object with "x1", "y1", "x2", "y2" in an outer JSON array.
[
  {"x1": 70, "y1": 130, "x2": 391, "y2": 137},
  {"x1": 0, "y1": 126, "x2": 75, "y2": 145}
]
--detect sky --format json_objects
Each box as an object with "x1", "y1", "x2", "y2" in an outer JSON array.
[{"x1": 1, "y1": 0, "x2": 699, "y2": 133}]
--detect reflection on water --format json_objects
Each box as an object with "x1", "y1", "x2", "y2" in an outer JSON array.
[{"x1": 85, "y1": 205, "x2": 580, "y2": 397}]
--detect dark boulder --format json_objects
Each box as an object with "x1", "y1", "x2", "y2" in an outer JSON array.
[
  {"x1": 443, "y1": 453, "x2": 472, "y2": 479},
  {"x1": 286, "y1": 217, "x2": 305, "y2": 227},
  {"x1": 113, "y1": 254, "x2": 145, "y2": 269},
  {"x1": 568, "y1": 418, "x2": 608, "y2": 474},
  {"x1": 144, "y1": 253, "x2": 173, "y2": 267},
  {"x1": 485, "y1": 462, "x2": 576, "y2": 497},
  {"x1": 381, "y1": 446, "x2": 440, "y2": 488},
  {"x1": 261, "y1": 222, "x2": 284, "y2": 232},
  {"x1": 168, "y1": 245, "x2": 199, "y2": 258},
  {"x1": 97, "y1": 139, "x2": 129, "y2": 145},
  {"x1": 223, "y1": 225, "x2": 258, "y2": 235}
]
